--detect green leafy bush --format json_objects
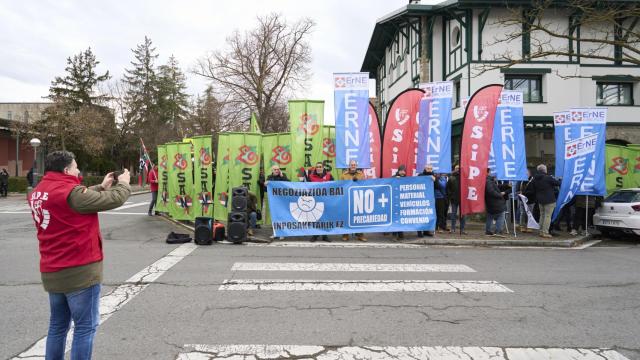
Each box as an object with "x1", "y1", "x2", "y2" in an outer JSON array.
[{"x1": 8, "y1": 177, "x2": 28, "y2": 193}]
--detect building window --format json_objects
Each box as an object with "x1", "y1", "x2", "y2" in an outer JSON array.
[
  {"x1": 454, "y1": 80, "x2": 461, "y2": 108},
  {"x1": 7, "y1": 111, "x2": 12, "y2": 120},
  {"x1": 451, "y1": 26, "x2": 461, "y2": 50},
  {"x1": 596, "y1": 82, "x2": 633, "y2": 106},
  {"x1": 504, "y1": 75, "x2": 542, "y2": 102}
]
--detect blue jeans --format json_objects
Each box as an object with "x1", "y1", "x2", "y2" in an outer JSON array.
[
  {"x1": 449, "y1": 203, "x2": 466, "y2": 231},
  {"x1": 485, "y1": 212, "x2": 505, "y2": 234},
  {"x1": 47, "y1": 284, "x2": 101, "y2": 360},
  {"x1": 249, "y1": 211, "x2": 257, "y2": 229}
]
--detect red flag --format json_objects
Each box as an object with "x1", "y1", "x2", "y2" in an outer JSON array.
[
  {"x1": 460, "y1": 84, "x2": 503, "y2": 215},
  {"x1": 381, "y1": 89, "x2": 424, "y2": 177},
  {"x1": 365, "y1": 102, "x2": 382, "y2": 179}
]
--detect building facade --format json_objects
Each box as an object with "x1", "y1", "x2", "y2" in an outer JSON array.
[
  {"x1": 361, "y1": 0, "x2": 640, "y2": 167},
  {"x1": 0, "y1": 103, "x2": 51, "y2": 176}
]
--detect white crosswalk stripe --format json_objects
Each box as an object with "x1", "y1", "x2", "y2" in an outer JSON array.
[
  {"x1": 231, "y1": 262, "x2": 476, "y2": 272},
  {"x1": 219, "y1": 279, "x2": 513, "y2": 292},
  {"x1": 177, "y1": 344, "x2": 631, "y2": 360},
  {"x1": 226, "y1": 262, "x2": 511, "y2": 293}
]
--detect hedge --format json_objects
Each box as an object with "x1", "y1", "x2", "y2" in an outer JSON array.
[{"x1": 8, "y1": 177, "x2": 28, "y2": 193}]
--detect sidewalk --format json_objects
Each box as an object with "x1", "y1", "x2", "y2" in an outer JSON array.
[
  {"x1": 252, "y1": 223, "x2": 586, "y2": 248},
  {"x1": 159, "y1": 215, "x2": 589, "y2": 248}
]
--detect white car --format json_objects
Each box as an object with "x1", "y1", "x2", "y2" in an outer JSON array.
[{"x1": 593, "y1": 188, "x2": 640, "y2": 237}]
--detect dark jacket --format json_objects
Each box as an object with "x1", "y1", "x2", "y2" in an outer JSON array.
[
  {"x1": 519, "y1": 177, "x2": 536, "y2": 204},
  {"x1": 434, "y1": 176, "x2": 448, "y2": 199},
  {"x1": 485, "y1": 176, "x2": 506, "y2": 214},
  {"x1": 446, "y1": 173, "x2": 461, "y2": 204},
  {"x1": 266, "y1": 173, "x2": 289, "y2": 182},
  {"x1": 0, "y1": 170, "x2": 8, "y2": 185},
  {"x1": 532, "y1": 173, "x2": 560, "y2": 205},
  {"x1": 247, "y1": 192, "x2": 258, "y2": 213}
]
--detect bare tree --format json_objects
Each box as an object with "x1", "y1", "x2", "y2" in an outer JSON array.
[
  {"x1": 476, "y1": 0, "x2": 639, "y2": 75},
  {"x1": 194, "y1": 13, "x2": 314, "y2": 133},
  {"x1": 105, "y1": 79, "x2": 139, "y2": 168}
]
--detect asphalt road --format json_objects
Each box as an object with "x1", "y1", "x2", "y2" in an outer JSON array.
[{"x1": 1, "y1": 193, "x2": 639, "y2": 359}]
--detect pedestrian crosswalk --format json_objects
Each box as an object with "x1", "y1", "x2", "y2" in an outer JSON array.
[
  {"x1": 177, "y1": 344, "x2": 631, "y2": 360},
  {"x1": 221, "y1": 262, "x2": 511, "y2": 293},
  {"x1": 179, "y1": 261, "x2": 630, "y2": 359}
]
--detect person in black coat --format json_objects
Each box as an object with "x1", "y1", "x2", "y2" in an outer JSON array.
[
  {"x1": 531, "y1": 164, "x2": 561, "y2": 238},
  {"x1": 0, "y1": 168, "x2": 9, "y2": 197},
  {"x1": 518, "y1": 168, "x2": 536, "y2": 232},
  {"x1": 446, "y1": 164, "x2": 466, "y2": 234},
  {"x1": 485, "y1": 171, "x2": 507, "y2": 237},
  {"x1": 417, "y1": 164, "x2": 436, "y2": 238}
]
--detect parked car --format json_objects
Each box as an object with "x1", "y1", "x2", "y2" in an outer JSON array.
[{"x1": 593, "y1": 188, "x2": 640, "y2": 237}]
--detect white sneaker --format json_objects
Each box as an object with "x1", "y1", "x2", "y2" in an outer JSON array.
[{"x1": 569, "y1": 230, "x2": 578, "y2": 236}]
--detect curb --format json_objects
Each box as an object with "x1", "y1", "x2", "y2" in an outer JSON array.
[
  {"x1": 402, "y1": 237, "x2": 586, "y2": 248},
  {"x1": 154, "y1": 215, "x2": 590, "y2": 248}
]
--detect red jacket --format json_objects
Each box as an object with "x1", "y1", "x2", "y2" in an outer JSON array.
[
  {"x1": 148, "y1": 168, "x2": 159, "y2": 192},
  {"x1": 30, "y1": 172, "x2": 102, "y2": 273},
  {"x1": 308, "y1": 170, "x2": 333, "y2": 182}
]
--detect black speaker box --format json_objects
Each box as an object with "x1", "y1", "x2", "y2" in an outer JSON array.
[
  {"x1": 227, "y1": 211, "x2": 247, "y2": 243},
  {"x1": 231, "y1": 186, "x2": 248, "y2": 212},
  {"x1": 194, "y1": 217, "x2": 213, "y2": 245},
  {"x1": 232, "y1": 187, "x2": 248, "y2": 197}
]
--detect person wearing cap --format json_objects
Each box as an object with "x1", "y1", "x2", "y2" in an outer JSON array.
[{"x1": 340, "y1": 160, "x2": 366, "y2": 241}]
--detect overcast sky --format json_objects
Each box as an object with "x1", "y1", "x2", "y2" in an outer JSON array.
[{"x1": 0, "y1": 0, "x2": 445, "y2": 123}]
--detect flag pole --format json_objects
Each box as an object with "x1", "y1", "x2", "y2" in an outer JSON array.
[
  {"x1": 512, "y1": 181, "x2": 517, "y2": 238},
  {"x1": 585, "y1": 195, "x2": 589, "y2": 236}
]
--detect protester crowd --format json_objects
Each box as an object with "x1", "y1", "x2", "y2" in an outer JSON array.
[{"x1": 255, "y1": 161, "x2": 600, "y2": 242}]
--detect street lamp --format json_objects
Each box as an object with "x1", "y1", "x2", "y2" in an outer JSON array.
[{"x1": 29, "y1": 138, "x2": 41, "y2": 187}]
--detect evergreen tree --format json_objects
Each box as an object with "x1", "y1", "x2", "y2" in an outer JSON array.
[
  {"x1": 123, "y1": 36, "x2": 160, "y2": 145},
  {"x1": 157, "y1": 55, "x2": 190, "y2": 140},
  {"x1": 36, "y1": 47, "x2": 113, "y2": 153},
  {"x1": 49, "y1": 47, "x2": 111, "y2": 109}
]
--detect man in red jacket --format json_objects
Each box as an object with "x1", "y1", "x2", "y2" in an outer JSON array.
[
  {"x1": 29, "y1": 151, "x2": 130, "y2": 359},
  {"x1": 307, "y1": 162, "x2": 333, "y2": 242},
  {"x1": 147, "y1": 164, "x2": 159, "y2": 216}
]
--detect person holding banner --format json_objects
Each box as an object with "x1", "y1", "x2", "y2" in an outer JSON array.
[
  {"x1": 340, "y1": 160, "x2": 367, "y2": 242},
  {"x1": 392, "y1": 165, "x2": 408, "y2": 241},
  {"x1": 147, "y1": 164, "x2": 158, "y2": 216},
  {"x1": 446, "y1": 165, "x2": 466, "y2": 234},
  {"x1": 532, "y1": 164, "x2": 560, "y2": 238},
  {"x1": 434, "y1": 173, "x2": 449, "y2": 233},
  {"x1": 265, "y1": 165, "x2": 290, "y2": 184},
  {"x1": 518, "y1": 168, "x2": 536, "y2": 232},
  {"x1": 265, "y1": 165, "x2": 289, "y2": 240},
  {"x1": 417, "y1": 164, "x2": 436, "y2": 237},
  {"x1": 308, "y1": 162, "x2": 333, "y2": 242},
  {"x1": 485, "y1": 171, "x2": 507, "y2": 237}
]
